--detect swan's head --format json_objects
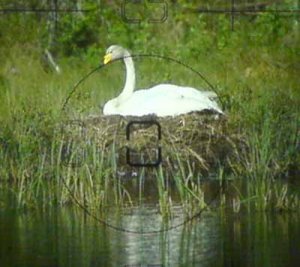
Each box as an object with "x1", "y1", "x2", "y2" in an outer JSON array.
[{"x1": 103, "y1": 45, "x2": 129, "y2": 64}]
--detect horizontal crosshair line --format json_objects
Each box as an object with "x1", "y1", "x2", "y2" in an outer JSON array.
[
  {"x1": 1, "y1": 8, "x2": 299, "y2": 14},
  {"x1": 0, "y1": 8, "x2": 95, "y2": 13},
  {"x1": 187, "y1": 9, "x2": 300, "y2": 14}
]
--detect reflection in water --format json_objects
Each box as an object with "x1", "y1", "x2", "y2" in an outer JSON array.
[
  {"x1": 0, "y1": 203, "x2": 299, "y2": 267},
  {"x1": 221, "y1": 212, "x2": 300, "y2": 267},
  {"x1": 113, "y1": 207, "x2": 220, "y2": 266}
]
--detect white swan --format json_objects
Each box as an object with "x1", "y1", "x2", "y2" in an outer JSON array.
[{"x1": 103, "y1": 45, "x2": 223, "y2": 116}]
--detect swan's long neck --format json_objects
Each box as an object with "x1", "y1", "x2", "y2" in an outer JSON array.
[{"x1": 118, "y1": 51, "x2": 135, "y2": 102}]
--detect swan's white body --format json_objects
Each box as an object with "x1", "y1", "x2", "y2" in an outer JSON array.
[
  {"x1": 103, "y1": 84, "x2": 222, "y2": 116},
  {"x1": 103, "y1": 45, "x2": 223, "y2": 117}
]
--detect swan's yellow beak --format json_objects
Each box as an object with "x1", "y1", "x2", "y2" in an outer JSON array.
[{"x1": 104, "y1": 53, "x2": 112, "y2": 64}]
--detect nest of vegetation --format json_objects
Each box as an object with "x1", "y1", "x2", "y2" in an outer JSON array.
[{"x1": 60, "y1": 111, "x2": 246, "y2": 176}]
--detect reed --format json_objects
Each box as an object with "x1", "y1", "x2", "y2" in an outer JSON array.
[{"x1": 0, "y1": 13, "x2": 299, "y2": 215}]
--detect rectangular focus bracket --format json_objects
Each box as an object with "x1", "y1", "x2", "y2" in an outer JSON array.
[{"x1": 126, "y1": 120, "x2": 162, "y2": 167}]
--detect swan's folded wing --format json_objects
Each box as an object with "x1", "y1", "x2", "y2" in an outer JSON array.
[{"x1": 120, "y1": 85, "x2": 223, "y2": 116}]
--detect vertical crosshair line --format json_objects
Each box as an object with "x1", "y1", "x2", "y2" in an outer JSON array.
[
  {"x1": 54, "y1": 0, "x2": 58, "y2": 32},
  {"x1": 231, "y1": 0, "x2": 235, "y2": 31}
]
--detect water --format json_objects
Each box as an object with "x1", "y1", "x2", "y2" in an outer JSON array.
[{"x1": 1, "y1": 201, "x2": 299, "y2": 267}]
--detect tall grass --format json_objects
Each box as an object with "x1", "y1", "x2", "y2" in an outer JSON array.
[{"x1": 0, "y1": 7, "x2": 299, "y2": 214}]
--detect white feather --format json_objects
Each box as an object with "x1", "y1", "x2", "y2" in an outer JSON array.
[{"x1": 103, "y1": 45, "x2": 223, "y2": 117}]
